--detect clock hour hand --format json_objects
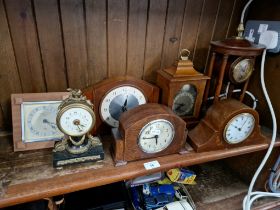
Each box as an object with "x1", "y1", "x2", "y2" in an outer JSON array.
[
  {"x1": 43, "y1": 119, "x2": 56, "y2": 129},
  {"x1": 174, "y1": 103, "x2": 184, "y2": 111},
  {"x1": 121, "y1": 96, "x2": 129, "y2": 112}
]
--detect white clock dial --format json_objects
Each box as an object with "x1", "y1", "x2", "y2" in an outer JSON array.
[
  {"x1": 223, "y1": 113, "x2": 255, "y2": 144},
  {"x1": 22, "y1": 101, "x2": 63, "y2": 143},
  {"x1": 138, "y1": 119, "x2": 174, "y2": 153},
  {"x1": 100, "y1": 86, "x2": 146, "y2": 127},
  {"x1": 58, "y1": 106, "x2": 94, "y2": 136}
]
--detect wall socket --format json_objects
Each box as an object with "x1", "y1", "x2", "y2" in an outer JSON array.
[{"x1": 244, "y1": 20, "x2": 280, "y2": 53}]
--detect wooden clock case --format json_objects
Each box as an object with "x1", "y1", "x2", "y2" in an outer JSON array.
[
  {"x1": 203, "y1": 38, "x2": 265, "y2": 104},
  {"x1": 111, "y1": 103, "x2": 187, "y2": 166},
  {"x1": 83, "y1": 76, "x2": 159, "y2": 135},
  {"x1": 188, "y1": 99, "x2": 266, "y2": 152},
  {"x1": 157, "y1": 59, "x2": 209, "y2": 127}
]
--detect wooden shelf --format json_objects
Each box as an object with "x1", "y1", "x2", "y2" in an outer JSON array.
[{"x1": 0, "y1": 131, "x2": 279, "y2": 208}]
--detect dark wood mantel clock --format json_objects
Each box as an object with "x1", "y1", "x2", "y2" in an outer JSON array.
[
  {"x1": 188, "y1": 38, "x2": 266, "y2": 152},
  {"x1": 156, "y1": 49, "x2": 210, "y2": 127},
  {"x1": 111, "y1": 103, "x2": 187, "y2": 166}
]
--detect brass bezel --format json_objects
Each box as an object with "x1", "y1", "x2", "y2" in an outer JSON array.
[
  {"x1": 223, "y1": 113, "x2": 255, "y2": 144},
  {"x1": 56, "y1": 102, "x2": 95, "y2": 136},
  {"x1": 229, "y1": 57, "x2": 254, "y2": 84}
]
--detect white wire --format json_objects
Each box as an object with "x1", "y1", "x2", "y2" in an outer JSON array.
[
  {"x1": 243, "y1": 49, "x2": 279, "y2": 210},
  {"x1": 241, "y1": 0, "x2": 254, "y2": 24}
]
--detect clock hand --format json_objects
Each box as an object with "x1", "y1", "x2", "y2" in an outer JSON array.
[
  {"x1": 121, "y1": 96, "x2": 129, "y2": 112},
  {"x1": 174, "y1": 103, "x2": 184, "y2": 111},
  {"x1": 155, "y1": 135, "x2": 158, "y2": 145},
  {"x1": 240, "y1": 118, "x2": 249, "y2": 130},
  {"x1": 43, "y1": 119, "x2": 57, "y2": 129}
]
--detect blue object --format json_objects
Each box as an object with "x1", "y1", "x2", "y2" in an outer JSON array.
[
  {"x1": 130, "y1": 186, "x2": 143, "y2": 210},
  {"x1": 144, "y1": 193, "x2": 173, "y2": 210},
  {"x1": 143, "y1": 184, "x2": 175, "y2": 197}
]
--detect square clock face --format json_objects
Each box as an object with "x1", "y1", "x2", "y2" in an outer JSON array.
[{"x1": 21, "y1": 101, "x2": 64, "y2": 143}]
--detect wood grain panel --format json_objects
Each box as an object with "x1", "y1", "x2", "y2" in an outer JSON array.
[
  {"x1": 192, "y1": 0, "x2": 220, "y2": 72},
  {"x1": 107, "y1": 0, "x2": 128, "y2": 77},
  {"x1": 5, "y1": 0, "x2": 46, "y2": 93},
  {"x1": 212, "y1": 0, "x2": 235, "y2": 41},
  {"x1": 85, "y1": 0, "x2": 107, "y2": 84},
  {"x1": 33, "y1": 0, "x2": 67, "y2": 92},
  {"x1": 161, "y1": 0, "x2": 186, "y2": 68},
  {"x1": 226, "y1": 0, "x2": 247, "y2": 38},
  {"x1": 179, "y1": 0, "x2": 204, "y2": 61},
  {"x1": 60, "y1": 0, "x2": 88, "y2": 89},
  {"x1": 126, "y1": 0, "x2": 148, "y2": 78},
  {"x1": 0, "y1": 0, "x2": 22, "y2": 130},
  {"x1": 143, "y1": 0, "x2": 168, "y2": 82}
]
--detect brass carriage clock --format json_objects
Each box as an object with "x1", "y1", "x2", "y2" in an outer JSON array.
[
  {"x1": 156, "y1": 49, "x2": 210, "y2": 127},
  {"x1": 188, "y1": 38, "x2": 266, "y2": 152},
  {"x1": 53, "y1": 89, "x2": 104, "y2": 167}
]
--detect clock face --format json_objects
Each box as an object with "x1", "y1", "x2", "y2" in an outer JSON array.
[
  {"x1": 57, "y1": 105, "x2": 95, "y2": 136},
  {"x1": 172, "y1": 84, "x2": 196, "y2": 117},
  {"x1": 100, "y1": 86, "x2": 146, "y2": 127},
  {"x1": 22, "y1": 101, "x2": 63, "y2": 143},
  {"x1": 223, "y1": 113, "x2": 255, "y2": 144},
  {"x1": 229, "y1": 58, "x2": 254, "y2": 83},
  {"x1": 138, "y1": 119, "x2": 175, "y2": 153}
]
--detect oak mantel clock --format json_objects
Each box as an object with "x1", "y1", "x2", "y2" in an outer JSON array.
[
  {"x1": 111, "y1": 103, "x2": 187, "y2": 166},
  {"x1": 156, "y1": 49, "x2": 209, "y2": 127},
  {"x1": 83, "y1": 76, "x2": 159, "y2": 135}
]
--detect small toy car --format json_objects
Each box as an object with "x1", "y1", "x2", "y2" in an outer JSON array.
[
  {"x1": 143, "y1": 184, "x2": 175, "y2": 197},
  {"x1": 155, "y1": 200, "x2": 193, "y2": 210}
]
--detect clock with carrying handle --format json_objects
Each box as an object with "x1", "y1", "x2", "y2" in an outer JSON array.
[
  {"x1": 188, "y1": 38, "x2": 266, "y2": 152},
  {"x1": 156, "y1": 49, "x2": 210, "y2": 128},
  {"x1": 111, "y1": 103, "x2": 187, "y2": 166},
  {"x1": 83, "y1": 76, "x2": 159, "y2": 135}
]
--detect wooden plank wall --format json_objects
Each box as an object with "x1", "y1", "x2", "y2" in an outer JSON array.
[{"x1": 0, "y1": 0, "x2": 245, "y2": 130}]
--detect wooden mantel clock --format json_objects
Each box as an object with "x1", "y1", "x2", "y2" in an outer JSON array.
[
  {"x1": 188, "y1": 99, "x2": 266, "y2": 152},
  {"x1": 156, "y1": 49, "x2": 210, "y2": 127},
  {"x1": 111, "y1": 103, "x2": 187, "y2": 166},
  {"x1": 188, "y1": 38, "x2": 266, "y2": 152},
  {"x1": 83, "y1": 76, "x2": 159, "y2": 135}
]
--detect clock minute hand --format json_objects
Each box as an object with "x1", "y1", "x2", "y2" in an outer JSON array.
[
  {"x1": 142, "y1": 135, "x2": 157, "y2": 140},
  {"x1": 43, "y1": 119, "x2": 56, "y2": 129},
  {"x1": 121, "y1": 96, "x2": 128, "y2": 112}
]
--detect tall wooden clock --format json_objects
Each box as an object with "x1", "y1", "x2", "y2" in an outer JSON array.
[
  {"x1": 188, "y1": 38, "x2": 266, "y2": 152},
  {"x1": 202, "y1": 38, "x2": 265, "y2": 104},
  {"x1": 156, "y1": 50, "x2": 210, "y2": 127}
]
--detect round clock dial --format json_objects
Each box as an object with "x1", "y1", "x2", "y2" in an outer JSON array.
[
  {"x1": 100, "y1": 86, "x2": 146, "y2": 127},
  {"x1": 172, "y1": 84, "x2": 196, "y2": 117},
  {"x1": 138, "y1": 119, "x2": 175, "y2": 153},
  {"x1": 26, "y1": 105, "x2": 62, "y2": 140},
  {"x1": 229, "y1": 58, "x2": 254, "y2": 84},
  {"x1": 57, "y1": 104, "x2": 95, "y2": 136},
  {"x1": 223, "y1": 113, "x2": 255, "y2": 144}
]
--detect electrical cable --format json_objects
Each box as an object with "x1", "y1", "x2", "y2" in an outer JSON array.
[
  {"x1": 241, "y1": 0, "x2": 254, "y2": 24},
  {"x1": 269, "y1": 156, "x2": 280, "y2": 192},
  {"x1": 243, "y1": 48, "x2": 280, "y2": 210}
]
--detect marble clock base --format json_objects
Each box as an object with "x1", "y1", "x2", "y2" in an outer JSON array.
[{"x1": 53, "y1": 144, "x2": 104, "y2": 167}]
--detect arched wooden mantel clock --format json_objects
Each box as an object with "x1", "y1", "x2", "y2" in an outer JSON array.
[
  {"x1": 156, "y1": 49, "x2": 210, "y2": 128},
  {"x1": 188, "y1": 38, "x2": 267, "y2": 152}
]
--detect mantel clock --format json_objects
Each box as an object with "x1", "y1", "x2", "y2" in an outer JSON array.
[
  {"x1": 111, "y1": 103, "x2": 187, "y2": 166},
  {"x1": 156, "y1": 49, "x2": 210, "y2": 127}
]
